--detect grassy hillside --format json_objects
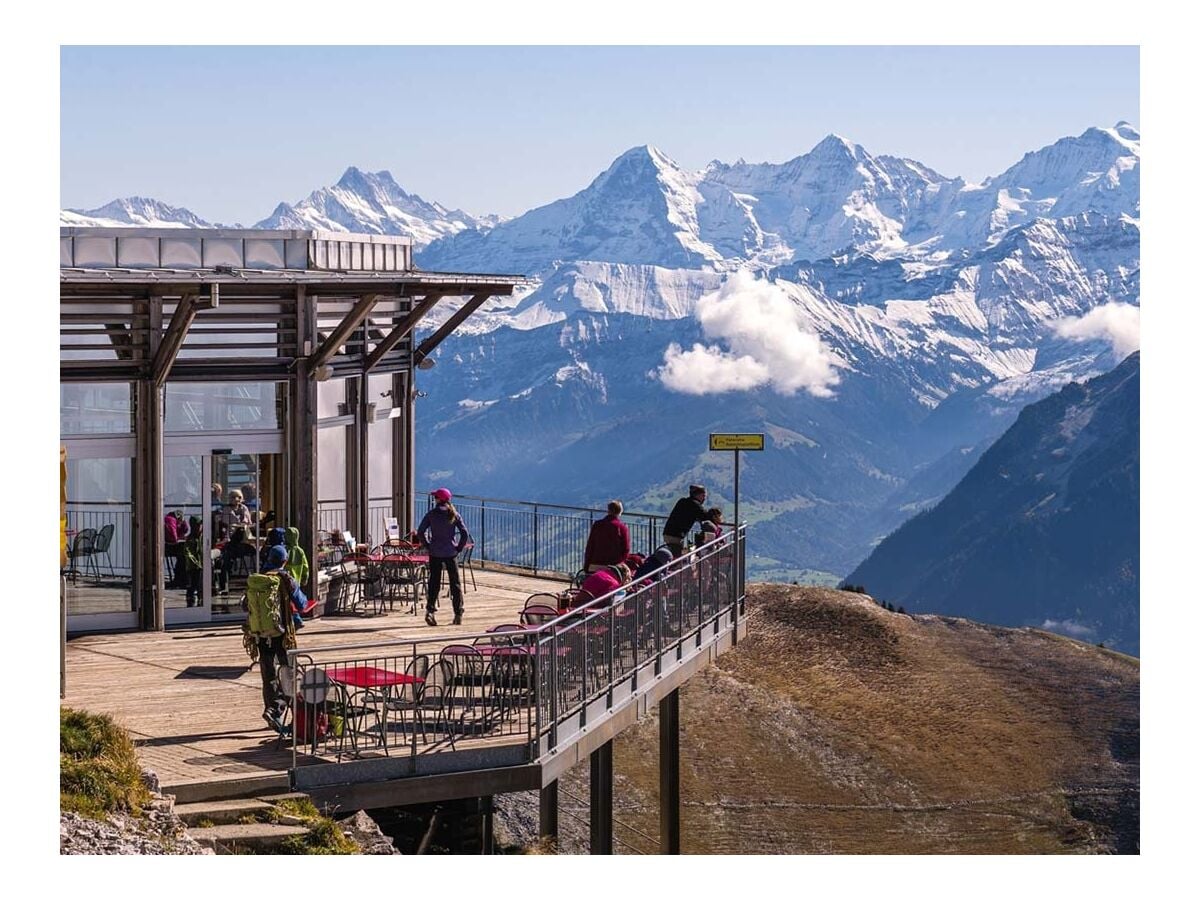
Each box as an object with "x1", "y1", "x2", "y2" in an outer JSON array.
[{"x1": 498, "y1": 584, "x2": 1139, "y2": 854}]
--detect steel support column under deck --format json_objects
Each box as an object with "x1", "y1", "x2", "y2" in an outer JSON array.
[
  {"x1": 659, "y1": 688, "x2": 681, "y2": 854},
  {"x1": 590, "y1": 740, "x2": 613, "y2": 855},
  {"x1": 539, "y1": 779, "x2": 559, "y2": 842}
]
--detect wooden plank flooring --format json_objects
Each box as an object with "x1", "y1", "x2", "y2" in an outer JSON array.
[{"x1": 61, "y1": 568, "x2": 567, "y2": 794}]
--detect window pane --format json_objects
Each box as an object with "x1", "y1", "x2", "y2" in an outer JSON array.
[
  {"x1": 317, "y1": 377, "x2": 346, "y2": 419},
  {"x1": 164, "y1": 382, "x2": 281, "y2": 431},
  {"x1": 317, "y1": 426, "x2": 348, "y2": 535},
  {"x1": 60, "y1": 383, "x2": 133, "y2": 435},
  {"x1": 64, "y1": 456, "x2": 134, "y2": 616}
]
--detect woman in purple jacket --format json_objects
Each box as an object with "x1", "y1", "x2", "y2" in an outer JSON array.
[{"x1": 416, "y1": 488, "x2": 472, "y2": 626}]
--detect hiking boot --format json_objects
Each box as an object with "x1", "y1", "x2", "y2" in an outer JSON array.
[{"x1": 425, "y1": 610, "x2": 437, "y2": 627}]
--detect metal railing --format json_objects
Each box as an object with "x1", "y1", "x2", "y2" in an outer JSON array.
[
  {"x1": 317, "y1": 498, "x2": 393, "y2": 547},
  {"x1": 288, "y1": 526, "x2": 745, "y2": 768},
  {"x1": 65, "y1": 501, "x2": 133, "y2": 577},
  {"x1": 423, "y1": 494, "x2": 664, "y2": 577}
]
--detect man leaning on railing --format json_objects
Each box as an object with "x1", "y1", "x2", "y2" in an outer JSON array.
[{"x1": 663, "y1": 484, "x2": 707, "y2": 557}]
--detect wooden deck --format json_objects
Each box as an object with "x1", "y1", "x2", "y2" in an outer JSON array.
[{"x1": 61, "y1": 567, "x2": 567, "y2": 799}]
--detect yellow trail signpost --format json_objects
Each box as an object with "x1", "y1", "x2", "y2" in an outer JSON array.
[{"x1": 709, "y1": 434, "x2": 764, "y2": 649}]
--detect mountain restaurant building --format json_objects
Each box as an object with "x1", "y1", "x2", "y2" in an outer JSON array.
[{"x1": 60, "y1": 227, "x2": 523, "y2": 633}]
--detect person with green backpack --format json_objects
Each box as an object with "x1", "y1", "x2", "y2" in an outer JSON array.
[{"x1": 243, "y1": 544, "x2": 299, "y2": 732}]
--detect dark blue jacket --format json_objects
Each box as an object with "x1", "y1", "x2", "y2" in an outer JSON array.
[{"x1": 416, "y1": 505, "x2": 471, "y2": 558}]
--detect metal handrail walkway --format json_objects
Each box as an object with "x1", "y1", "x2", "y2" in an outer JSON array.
[{"x1": 288, "y1": 526, "x2": 746, "y2": 793}]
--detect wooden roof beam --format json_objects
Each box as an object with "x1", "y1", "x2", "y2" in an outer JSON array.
[
  {"x1": 412, "y1": 293, "x2": 493, "y2": 366},
  {"x1": 150, "y1": 287, "x2": 218, "y2": 387},
  {"x1": 363, "y1": 293, "x2": 445, "y2": 373},
  {"x1": 307, "y1": 292, "x2": 381, "y2": 370}
]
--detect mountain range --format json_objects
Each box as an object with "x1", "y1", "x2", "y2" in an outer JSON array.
[
  {"x1": 61, "y1": 123, "x2": 1141, "y2": 609},
  {"x1": 847, "y1": 352, "x2": 1140, "y2": 653}
]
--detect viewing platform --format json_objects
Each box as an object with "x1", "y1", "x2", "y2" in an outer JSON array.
[{"x1": 62, "y1": 509, "x2": 748, "y2": 852}]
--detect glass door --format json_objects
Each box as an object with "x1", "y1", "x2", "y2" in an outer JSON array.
[
  {"x1": 164, "y1": 434, "x2": 285, "y2": 625},
  {"x1": 63, "y1": 437, "x2": 137, "y2": 632},
  {"x1": 162, "y1": 454, "x2": 209, "y2": 624}
]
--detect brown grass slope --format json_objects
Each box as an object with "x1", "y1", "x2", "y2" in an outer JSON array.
[{"x1": 517, "y1": 584, "x2": 1139, "y2": 854}]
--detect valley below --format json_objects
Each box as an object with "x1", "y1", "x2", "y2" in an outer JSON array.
[{"x1": 496, "y1": 584, "x2": 1139, "y2": 854}]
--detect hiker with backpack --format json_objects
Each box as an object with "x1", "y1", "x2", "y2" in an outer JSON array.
[
  {"x1": 416, "y1": 488, "x2": 471, "y2": 627},
  {"x1": 244, "y1": 544, "x2": 312, "y2": 732}
]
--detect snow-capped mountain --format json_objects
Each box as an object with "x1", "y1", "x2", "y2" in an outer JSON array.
[
  {"x1": 419, "y1": 123, "x2": 1139, "y2": 277},
  {"x1": 254, "y1": 166, "x2": 499, "y2": 248},
  {"x1": 60, "y1": 197, "x2": 213, "y2": 228},
  {"x1": 58, "y1": 122, "x2": 1140, "y2": 592},
  {"x1": 421, "y1": 146, "x2": 733, "y2": 273}
]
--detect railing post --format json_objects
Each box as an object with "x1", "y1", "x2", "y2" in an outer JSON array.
[
  {"x1": 607, "y1": 604, "x2": 615, "y2": 710},
  {"x1": 533, "y1": 504, "x2": 539, "y2": 575},
  {"x1": 549, "y1": 628, "x2": 559, "y2": 750},
  {"x1": 480, "y1": 499, "x2": 487, "y2": 569},
  {"x1": 412, "y1": 641, "x2": 419, "y2": 761}
]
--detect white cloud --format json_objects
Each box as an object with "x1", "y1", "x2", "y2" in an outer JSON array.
[
  {"x1": 656, "y1": 271, "x2": 841, "y2": 397},
  {"x1": 1053, "y1": 303, "x2": 1140, "y2": 358},
  {"x1": 657, "y1": 343, "x2": 770, "y2": 394},
  {"x1": 1041, "y1": 618, "x2": 1097, "y2": 640}
]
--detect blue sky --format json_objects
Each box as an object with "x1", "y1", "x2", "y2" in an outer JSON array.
[{"x1": 61, "y1": 45, "x2": 1138, "y2": 224}]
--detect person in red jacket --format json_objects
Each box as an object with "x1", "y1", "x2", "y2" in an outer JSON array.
[
  {"x1": 577, "y1": 563, "x2": 632, "y2": 607},
  {"x1": 583, "y1": 500, "x2": 631, "y2": 573}
]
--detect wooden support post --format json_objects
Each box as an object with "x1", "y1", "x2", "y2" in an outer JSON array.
[
  {"x1": 354, "y1": 375, "x2": 370, "y2": 544},
  {"x1": 391, "y1": 370, "x2": 405, "y2": 534},
  {"x1": 401, "y1": 369, "x2": 416, "y2": 533},
  {"x1": 135, "y1": 295, "x2": 165, "y2": 631},
  {"x1": 659, "y1": 688, "x2": 681, "y2": 854},
  {"x1": 135, "y1": 378, "x2": 164, "y2": 631},
  {"x1": 590, "y1": 740, "x2": 613, "y2": 855},
  {"x1": 539, "y1": 779, "x2": 559, "y2": 842},
  {"x1": 290, "y1": 286, "x2": 319, "y2": 602}
]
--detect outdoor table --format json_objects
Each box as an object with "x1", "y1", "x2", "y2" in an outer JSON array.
[
  {"x1": 326, "y1": 665, "x2": 426, "y2": 753},
  {"x1": 327, "y1": 664, "x2": 424, "y2": 688},
  {"x1": 366, "y1": 552, "x2": 430, "y2": 565}
]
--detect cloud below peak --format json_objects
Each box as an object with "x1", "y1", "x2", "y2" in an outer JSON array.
[
  {"x1": 1052, "y1": 302, "x2": 1140, "y2": 358},
  {"x1": 656, "y1": 271, "x2": 841, "y2": 398}
]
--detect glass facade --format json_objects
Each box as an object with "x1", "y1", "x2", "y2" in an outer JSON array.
[
  {"x1": 164, "y1": 382, "x2": 282, "y2": 432},
  {"x1": 63, "y1": 455, "x2": 134, "y2": 616},
  {"x1": 61, "y1": 383, "x2": 133, "y2": 435}
]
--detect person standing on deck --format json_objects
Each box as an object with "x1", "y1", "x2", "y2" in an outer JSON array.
[
  {"x1": 583, "y1": 500, "x2": 631, "y2": 573},
  {"x1": 284, "y1": 526, "x2": 309, "y2": 590},
  {"x1": 663, "y1": 484, "x2": 707, "y2": 557},
  {"x1": 416, "y1": 488, "x2": 471, "y2": 627}
]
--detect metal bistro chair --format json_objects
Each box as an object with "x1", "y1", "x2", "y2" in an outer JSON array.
[
  {"x1": 457, "y1": 541, "x2": 478, "y2": 591},
  {"x1": 340, "y1": 552, "x2": 384, "y2": 615},
  {"x1": 66, "y1": 528, "x2": 98, "y2": 582},
  {"x1": 409, "y1": 658, "x2": 457, "y2": 748},
  {"x1": 381, "y1": 654, "x2": 435, "y2": 744},
  {"x1": 379, "y1": 550, "x2": 425, "y2": 615},
  {"x1": 332, "y1": 677, "x2": 387, "y2": 760},
  {"x1": 520, "y1": 604, "x2": 560, "y2": 626},
  {"x1": 93, "y1": 523, "x2": 116, "y2": 579},
  {"x1": 440, "y1": 645, "x2": 495, "y2": 738}
]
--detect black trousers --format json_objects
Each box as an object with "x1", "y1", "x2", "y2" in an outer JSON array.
[
  {"x1": 257, "y1": 635, "x2": 289, "y2": 713},
  {"x1": 427, "y1": 556, "x2": 464, "y2": 615}
]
